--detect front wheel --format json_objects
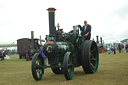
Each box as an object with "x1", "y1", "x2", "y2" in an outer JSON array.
[
  {"x1": 31, "y1": 53, "x2": 44, "y2": 81},
  {"x1": 63, "y1": 52, "x2": 74, "y2": 80}
]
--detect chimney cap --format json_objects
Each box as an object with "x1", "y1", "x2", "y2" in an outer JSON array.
[{"x1": 47, "y1": 7, "x2": 56, "y2": 12}]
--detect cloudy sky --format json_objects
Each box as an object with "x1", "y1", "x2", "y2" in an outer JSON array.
[{"x1": 0, "y1": 0, "x2": 128, "y2": 44}]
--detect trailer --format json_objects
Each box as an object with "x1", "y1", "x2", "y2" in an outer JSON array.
[{"x1": 17, "y1": 38, "x2": 30, "y2": 59}]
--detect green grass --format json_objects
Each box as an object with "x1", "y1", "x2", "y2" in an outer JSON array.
[{"x1": 0, "y1": 52, "x2": 128, "y2": 85}]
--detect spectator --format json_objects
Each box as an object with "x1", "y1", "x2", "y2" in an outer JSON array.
[
  {"x1": 108, "y1": 44, "x2": 111, "y2": 54},
  {"x1": 111, "y1": 47, "x2": 113, "y2": 53},
  {"x1": 125, "y1": 44, "x2": 128, "y2": 53},
  {"x1": 118, "y1": 43, "x2": 121, "y2": 53},
  {"x1": 122, "y1": 45, "x2": 124, "y2": 52},
  {"x1": 40, "y1": 45, "x2": 47, "y2": 65},
  {"x1": 113, "y1": 44, "x2": 116, "y2": 54},
  {"x1": 5, "y1": 48, "x2": 8, "y2": 55},
  {"x1": 105, "y1": 48, "x2": 107, "y2": 53}
]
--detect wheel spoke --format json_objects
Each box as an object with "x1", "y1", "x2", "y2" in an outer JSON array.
[
  {"x1": 36, "y1": 69, "x2": 40, "y2": 73},
  {"x1": 36, "y1": 65, "x2": 42, "y2": 69},
  {"x1": 36, "y1": 60, "x2": 40, "y2": 69},
  {"x1": 76, "y1": 37, "x2": 79, "y2": 44},
  {"x1": 91, "y1": 49, "x2": 95, "y2": 53},
  {"x1": 92, "y1": 58, "x2": 96, "y2": 61},
  {"x1": 36, "y1": 65, "x2": 39, "y2": 69},
  {"x1": 90, "y1": 53, "x2": 96, "y2": 61},
  {"x1": 90, "y1": 63, "x2": 95, "y2": 69},
  {"x1": 37, "y1": 72, "x2": 40, "y2": 77},
  {"x1": 36, "y1": 60, "x2": 39, "y2": 64}
]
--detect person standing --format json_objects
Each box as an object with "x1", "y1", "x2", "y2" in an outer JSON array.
[
  {"x1": 105, "y1": 45, "x2": 108, "y2": 53},
  {"x1": 113, "y1": 44, "x2": 116, "y2": 54},
  {"x1": 121, "y1": 44, "x2": 124, "y2": 52},
  {"x1": 108, "y1": 44, "x2": 111, "y2": 54},
  {"x1": 125, "y1": 44, "x2": 128, "y2": 53},
  {"x1": 5, "y1": 48, "x2": 8, "y2": 55},
  {"x1": 83, "y1": 20, "x2": 91, "y2": 40},
  {"x1": 105, "y1": 48, "x2": 107, "y2": 53},
  {"x1": 118, "y1": 43, "x2": 121, "y2": 53},
  {"x1": 40, "y1": 45, "x2": 47, "y2": 65}
]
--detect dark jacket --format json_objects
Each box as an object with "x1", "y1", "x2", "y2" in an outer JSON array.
[
  {"x1": 69, "y1": 29, "x2": 78, "y2": 33},
  {"x1": 83, "y1": 24, "x2": 91, "y2": 40}
]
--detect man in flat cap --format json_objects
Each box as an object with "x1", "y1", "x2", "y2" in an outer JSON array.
[{"x1": 83, "y1": 20, "x2": 91, "y2": 40}]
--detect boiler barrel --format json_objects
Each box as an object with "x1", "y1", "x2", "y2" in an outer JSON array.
[{"x1": 43, "y1": 41, "x2": 74, "y2": 58}]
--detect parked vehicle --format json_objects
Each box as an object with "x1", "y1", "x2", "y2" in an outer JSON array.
[
  {"x1": 26, "y1": 38, "x2": 41, "y2": 61},
  {"x1": 17, "y1": 38, "x2": 30, "y2": 59}
]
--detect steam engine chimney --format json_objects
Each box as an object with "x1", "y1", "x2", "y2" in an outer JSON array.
[
  {"x1": 100, "y1": 37, "x2": 102, "y2": 45},
  {"x1": 96, "y1": 36, "x2": 99, "y2": 44},
  {"x1": 47, "y1": 8, "x2": 56, "y2": 37},
  {"x1": 31, "y1": 31, "x2": 34, "y2": 49}
]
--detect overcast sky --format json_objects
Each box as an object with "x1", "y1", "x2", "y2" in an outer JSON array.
[{"x1": 0, "y1": 0, "x2": 128, "y2": 44}]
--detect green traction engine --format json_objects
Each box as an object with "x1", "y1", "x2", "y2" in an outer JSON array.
[{"x1": 31, "y1": 8, "x2": 99, "y2": 81}]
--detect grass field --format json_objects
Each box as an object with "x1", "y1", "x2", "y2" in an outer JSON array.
[{"x1": 0, "y1": 52, "x2": 128, "y2": 85}]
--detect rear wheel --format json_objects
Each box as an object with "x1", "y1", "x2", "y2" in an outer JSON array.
[
  {"x1": 63, "y1": 52, "x2": 74, "y2": 80},
  {"x1": 31, "y1": 53, "x2": 44, "y2": 81},
  {"x1": 81, "y1": 40, "x2": 99, "y2": 74}
]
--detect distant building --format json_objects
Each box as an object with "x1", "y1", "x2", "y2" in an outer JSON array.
[{"x1": 121, "y1": 39, "x2": 128, "y2": 43}]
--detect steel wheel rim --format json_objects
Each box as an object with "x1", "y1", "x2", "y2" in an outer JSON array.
[
  {"x1": 90, "y1": 42, "x2": 99, "y2": 72},
  {"x1": 63, "y1": 52, "x2": 74, "y2": 80},
  {"x1": 36, "y1": 57, "x2": 44, "y2": 80},
  {"x1": 68, "y1": 56, "x2": 74, "y2": 79}
]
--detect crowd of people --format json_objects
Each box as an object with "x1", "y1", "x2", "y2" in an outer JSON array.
[
  {"x1": 0, "y1": 48, "x2": 12, "y2": 60},
  {"x1": 105, "y1": 43, "x2": 128, "y2": 54},
  {"x1": 0, "y1": 48, "x2": 17, "y2": 55},
  {"x1": 0, "y1": 48, "x2": 8, "y2": 55}
]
